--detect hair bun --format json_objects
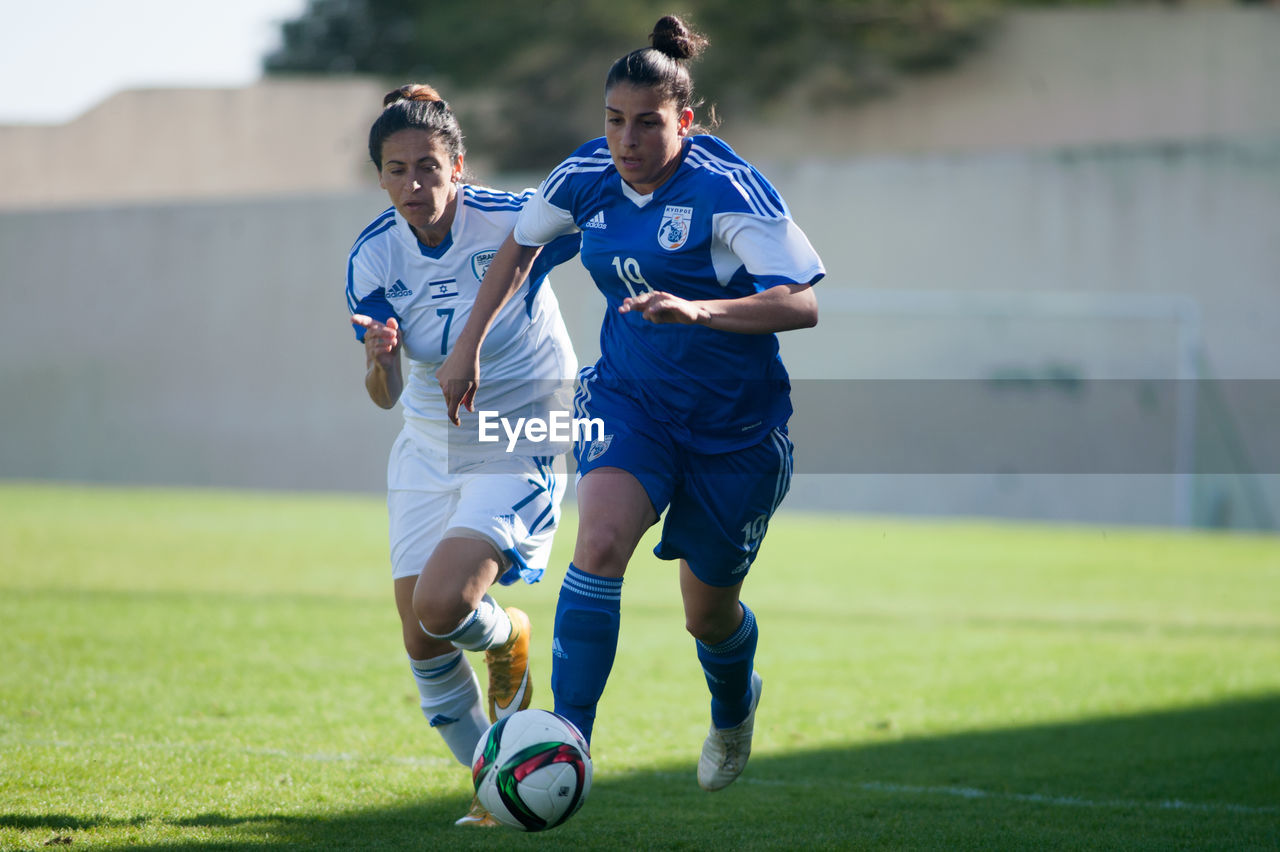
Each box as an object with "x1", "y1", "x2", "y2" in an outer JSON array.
[
  {"x1": 649, "y1": 15, "x2": 708, "y2": 61},
  {"x1": 382, "y1": 83, "x2": 444, "y2": 108}
]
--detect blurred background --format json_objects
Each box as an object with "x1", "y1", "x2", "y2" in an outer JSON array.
[{"x1": 1, "y1": 0, "x2": 1277, "y2": 530}]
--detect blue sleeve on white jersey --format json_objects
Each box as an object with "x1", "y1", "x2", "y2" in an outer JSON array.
[
  {"x1": 346, "y1": 207, "x2": 400, "y2": 342},
  {"x1": 520, "y1": 232, "x2": 581, "y2": 317},
  {"x1": 528, "y1": 232, "x2": 582, "y2": 282},
  {"x1": 350, "y1": 289, "x2": 401, "y2": 342}
]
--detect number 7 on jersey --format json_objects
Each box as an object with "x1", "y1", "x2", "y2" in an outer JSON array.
[{"x1": 436, "y1": 307, "x2": 454, "y2": 355}]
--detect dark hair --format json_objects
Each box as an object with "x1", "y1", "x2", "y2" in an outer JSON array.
[
  {"x1": 606, "y1": 15, "x2": 710, "y2": 117},
  {"x1": 368, "y1": 84, "x2": 467, "y2": 172}
]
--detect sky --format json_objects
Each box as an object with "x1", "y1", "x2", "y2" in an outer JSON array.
[{"x1": 0, "y1": 0, "x2": 309, "y2": 124}]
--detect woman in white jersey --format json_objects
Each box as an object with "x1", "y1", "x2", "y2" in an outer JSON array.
[
  {"x1": 438, "y1": 17, "x2": 822, "y2": 795},
  {"x1": 346, "y1": 84, "x2": 579, "y2": 826}
]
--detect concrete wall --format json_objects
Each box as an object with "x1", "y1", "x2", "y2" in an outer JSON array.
[
  {"x1": 2, "y1": 138, "x2": 1276, "y2": 527},
  {"x1": 773, "y1": 140, "x2": 1280, "y2": 381},
  {"x1": 0, "y1": 78, "x2": 388, "y2": 209},
  {"x1": 729, "y1": 7, "x2": 1280, "y2": 160},
  {"x1": 4, "y1": 9, "x2": 1279, "y2": 209},
  {"x1": 777, "y1": 140, "x2": 1280, "y2": 529},
  {"x1": 2, "y1": 8, "x2": 1277, "y2": 527},
  {"x1": 0, "y1": 193, "x2": 400, "y2": 492}
]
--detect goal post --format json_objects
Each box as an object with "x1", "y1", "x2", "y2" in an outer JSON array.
[{"x1": 783, "y1": 288, "x2": 1206, "y2": 526}]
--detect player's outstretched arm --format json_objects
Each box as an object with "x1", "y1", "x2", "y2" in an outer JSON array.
[
  {"x1": 619, "y1": 283, "x2": 818, "y2": 335},
  {"x1": 436, "y1": 232, "x2": 544, "y2": 425},
  {"x1": 351, "y1": 314, "x2": 404, "y2": 409}
]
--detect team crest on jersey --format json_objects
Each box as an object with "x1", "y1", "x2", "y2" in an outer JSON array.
[
  {"x1": 586, "y1": 434, "x2": 613, "y2": 462},
  {"x1": 470, "y1": 249, "x2": 498, "y2": 281},
  {"x1": 657, "y1": 205, "x2": 693, "y2": 251}
]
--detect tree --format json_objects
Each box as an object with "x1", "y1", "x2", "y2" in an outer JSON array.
[{"x1": 266, "y1": 0, "x2": 998, "y2": 170}]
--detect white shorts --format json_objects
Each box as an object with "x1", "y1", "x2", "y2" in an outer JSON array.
[{"x1": 386, "y1": 429, "x2": 568, "y2": 585}]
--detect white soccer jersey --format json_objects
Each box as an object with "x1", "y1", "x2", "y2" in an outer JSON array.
[{"x1": 346, "y1": 185, "x2": 580, "y2": 457}]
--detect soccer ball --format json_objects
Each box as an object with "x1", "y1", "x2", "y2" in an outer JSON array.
[{"x1": 470, "y1": 709, "x2": 592, "y2": 831}]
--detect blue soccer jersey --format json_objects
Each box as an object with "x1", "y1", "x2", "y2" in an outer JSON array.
[{"x1": 514, "y1": 135, "x2": 824, "y2": 452}]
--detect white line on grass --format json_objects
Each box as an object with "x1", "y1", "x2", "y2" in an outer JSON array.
[
  {"x1": 857, "y1": 780, "x2": 1280, "y2": 815},
  {"x1": 4, "y1": 737, "x2": 448, "y2": 769},
  {"x1": 12, "y1": 737, "x2": 1277, "y2": 817},
  {"x1": 241, "y1": 747, "x2": 439, "y2": 766},
  {"x1": 735, "y1": 777, "x2": 1280, "y2": 816}
]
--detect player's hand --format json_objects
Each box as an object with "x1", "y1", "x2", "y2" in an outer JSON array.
[
  {"x1": 618, "y1": 290, "x2": 710, "y2": 326},
  {"x1": 436, "y1": 344, "x2": 479, "y2": 426},
  {"x1": 351, "y1": 314, "x2": 400, "y2": 369}
]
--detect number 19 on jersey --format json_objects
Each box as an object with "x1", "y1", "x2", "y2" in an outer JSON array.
[{"x1": 611, "y1": 256, "x2": 651, "y2": 298}]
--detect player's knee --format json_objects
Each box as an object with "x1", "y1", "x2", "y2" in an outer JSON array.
[
  {"x1": 572, "y1": 524, "x2": 635, "y2": 578},
  {"x1": 401, "y1": 622, "x2": 435, "y2": 659},
  {"x1": 684, "y1": 609, "x2": 738, "y2": 645},
  {"x1": 413, "y1": 586, "x2": 468, "y2": 638},
  {"x1": 684, "y1": 615, "x2": 714, "y2": 644},
  {"x1": 686, "y1": 596, "x2": 747, "y2": 644}
]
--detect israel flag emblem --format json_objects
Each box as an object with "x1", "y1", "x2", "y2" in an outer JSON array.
[{"x1": 429, "y1": 278, "x2": 459, "y2": 299}]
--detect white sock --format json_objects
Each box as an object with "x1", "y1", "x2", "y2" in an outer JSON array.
[
  {"x1": 422, "y1": 593, "x2": 512, "y2": 652},
  {"x1": 408, "y1": 651, "x2": 489, "y2": 766}
]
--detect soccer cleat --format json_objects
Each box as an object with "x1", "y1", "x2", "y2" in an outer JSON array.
[
  {"x1": 697, "y1": 670, "x2": 763, "y2": 792},
  {"x1": 454, "y1": 794, "x2": 501, "y2": 827},
  {"x1": 485, "y1": 606, "x2": 532, "y2": 723}
]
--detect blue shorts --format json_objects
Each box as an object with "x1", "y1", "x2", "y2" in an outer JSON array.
[{"x1": 573, "y1": 373, "x2": 794, "y2": 587}]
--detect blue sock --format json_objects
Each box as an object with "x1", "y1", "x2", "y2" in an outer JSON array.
[
  {"x1": 551, "y1": 563, "x2": 623, "y2": 744},
  {"x1": 696, "y1": 603, "x2": 759, "y2": 729}
]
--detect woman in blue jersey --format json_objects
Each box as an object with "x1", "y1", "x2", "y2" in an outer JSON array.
[
  {"x1": 439, "y1": 16, "x2": 823, "y2": 793},
  {"x1": 346, "y1": 84, "x2": 579, "y2": 825}
]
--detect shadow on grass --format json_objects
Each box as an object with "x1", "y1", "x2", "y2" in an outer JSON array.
[
  {"x1": 0, "y1": 814, "x2": 151, "y2": 831},
  {"x1": 5, "y1": 695, "x2": 1278, "y2": 850}
]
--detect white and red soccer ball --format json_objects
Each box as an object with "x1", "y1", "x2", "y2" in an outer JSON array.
[{"x1": 470, "y1": 709, "x2": 593, "y2": 831}]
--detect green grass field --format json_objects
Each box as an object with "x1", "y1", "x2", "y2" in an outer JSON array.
[{"x1": 2, "y1": 482, "x2": 1278, "y2": 850}]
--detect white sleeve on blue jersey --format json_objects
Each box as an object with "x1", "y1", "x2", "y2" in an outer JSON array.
[
  {"x1": 712, "y1": 211, "x2": 826, "y2": 290},
  {"x1": 513, "y1": 189, "x2": 578, "y2": 247}
]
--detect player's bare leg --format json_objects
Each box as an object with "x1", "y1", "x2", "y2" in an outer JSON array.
[
  {"x1": 408, "y1": 538, "x2": 521, "y2": 826},
  {"x1": 680, "y1": 562, "x2": 762, "y2": 791}
]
